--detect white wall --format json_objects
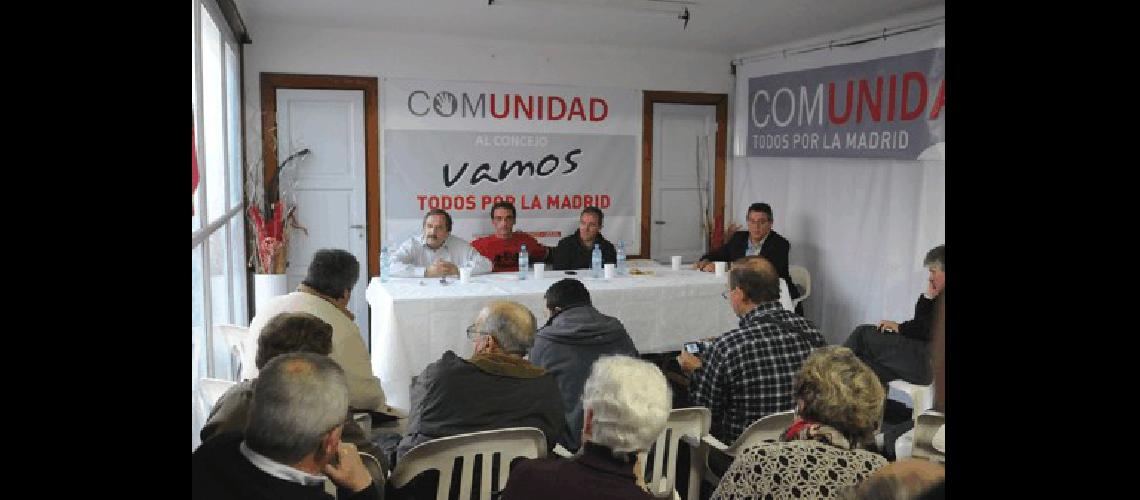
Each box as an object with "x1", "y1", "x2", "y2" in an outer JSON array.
[{"x1": 244, "y1": 20, "x2": 732, "y2": 93}]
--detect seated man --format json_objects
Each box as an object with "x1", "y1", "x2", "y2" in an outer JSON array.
[
  {"x1": 550, "y1": 206, "x2": 616, "y2": 270},
  {"x1": 500, "y1": 355, "x2": 671, "y2": 500},
  {"x1": 390, "y1": 208, "x2": 492, "y2": 278},
  {"x1": 842, "y1": 244, "x2": 944, "y2": 386},
  {"x1": 248, "y1": 248, "x2": 394, "y2": 416},
  {"x1": 678, "y1": 255, "x2": 826, "y2": 445},
  {"x1": 693, "y1": 202, "x2": 800, "y2": 305},
  {"x1": 192, "y1": 352, "x2": 381, "y2": 500},
  {"x1": 397, "y1": 300, "x2": 567, "y2": 459},
  {"x1": 471, "y1": 201, "x2": 549, "y2": 272},
  {"x1": 529, "y1": 278, "x2": 638, "y2": 450},
  {"x1": 201, "y1": 312, "x2": 334, "y2": 442}
]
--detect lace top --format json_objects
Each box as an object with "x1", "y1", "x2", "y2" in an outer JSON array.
[{"x1": 710, "y1": 440, "x2": 887, "y2": 499}]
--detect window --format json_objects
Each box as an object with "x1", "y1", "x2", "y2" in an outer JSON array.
[{"x1": 192, "y1": 0, "x2": 247, "y2": 449}]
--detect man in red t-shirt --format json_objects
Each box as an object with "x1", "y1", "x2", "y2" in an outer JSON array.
[{"x1": 471, "y1": 201, "x2": 549, "y2": 272}]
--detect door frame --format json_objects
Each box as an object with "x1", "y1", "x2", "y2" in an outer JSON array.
[
  {"x1": 640, "y1": 91, "x2": 727, "y2": 260},
  {"x1": 259, "y1": 73, "x2": 381, "y2": 278}
]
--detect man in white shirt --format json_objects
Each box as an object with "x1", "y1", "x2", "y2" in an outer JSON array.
[{"x1": 390, "y1": 209, "x2": 492, "y2": 278}]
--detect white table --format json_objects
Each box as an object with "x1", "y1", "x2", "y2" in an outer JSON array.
[{"x1": 366, "y1": 263, "x2": 792, "y2": 411}]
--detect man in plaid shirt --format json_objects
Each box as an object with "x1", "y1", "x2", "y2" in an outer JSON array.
[{"x1": 678, "y1": 256, "x2": 826, "y2": 444}]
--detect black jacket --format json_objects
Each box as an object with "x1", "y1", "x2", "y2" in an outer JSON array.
[
  {"x1": 700, "y1": 230, "x2": 799, "y2": 301},
  {"x1": 551, "y1": 230, "x2": 617, "y2": 270},
  {"x1": 529, "y1": 305, "x2": 638, "y2": 450}
]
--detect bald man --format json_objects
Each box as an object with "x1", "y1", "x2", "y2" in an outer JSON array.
[{"x1": 397, "y1": 301, "x2": 569, "y2": 460}]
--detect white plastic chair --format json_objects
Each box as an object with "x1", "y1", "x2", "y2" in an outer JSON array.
[
  {"x1": 214, "y1": 324, "x2": 257, "y2": 381},
  {"x1": 789, "y1": 265, "x2": 811, "y2": 309},
  {"x1": 197, "y1": 377, "x2": 237, "y2": 423},
  {"x1": 911, "y1": 411, "x2": 945, "y2": 464},
  {"x1": 696, "y1": 410, "x2": 795, "y2": 485},
  {"x1": 888, "y1": 380, "x2": 935, "y2": 421},
  {"x1": 389, "y1": 427, "x2": 547, "y2": 500},
  {"x1": 639, "y1": 407, "x2": 711, "y2": 500}
]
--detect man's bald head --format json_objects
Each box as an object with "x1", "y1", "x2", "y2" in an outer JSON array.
[
  {"x1": 475, "y1": 300, "x2": 537, "y2": 355},
  {"x1": 729, "y1": 255, "x2": 781, "y2": 304}
]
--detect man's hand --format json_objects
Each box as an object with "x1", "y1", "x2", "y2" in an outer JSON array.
[
  {"x1": 725, "y1": 223, "x2": 741, "y2": 240},
  {"x1": 677, "y1": 348, "x2": 703, "y2": 375},
  {"x1": 425, "y1": 260, "x2": 459, "y2": 278},
  {"x1": 323, "y1": 443, "x2": 374, "y2": 493},
  {"x1": 692, "y1": 260, "x2": 715, "y2": 272},
  {"x1": 878, "y1": 320, "x2": 900, "y2": 333}
]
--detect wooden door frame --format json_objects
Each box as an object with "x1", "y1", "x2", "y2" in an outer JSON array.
[
  {"x1": 640, "y1": 91, "x2": 728, "y2": 260},
  {"x1": 259, "y1": 73, "x2": 381, "y2": 277}
]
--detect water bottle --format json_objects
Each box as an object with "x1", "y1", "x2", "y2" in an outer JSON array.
[
  {"x1": 380, "y1": 246, "x2": 390, "y2": 283},
  {"x1": 616, "y1": 240, "x2": 627, "y2": 276},
  {"x1": 591, "y1": 243, "x2": 602, "y2": 278},
  {"x1": 518, "y1": 244, "x2": 529, "y2": 280}
]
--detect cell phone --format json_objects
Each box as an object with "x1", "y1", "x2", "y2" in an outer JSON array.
[{"x1": 684, "y1": 341, "x2": 704, "y2": 355}]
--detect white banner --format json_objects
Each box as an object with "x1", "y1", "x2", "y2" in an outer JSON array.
[{"x1": 382, "y1": 78, "x2": 642, "y2": 253}]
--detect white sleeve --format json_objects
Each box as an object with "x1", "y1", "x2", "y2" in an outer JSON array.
[
  {"x1": 389, "y1": 238, "x2": 424, "y2": 277},
  {"x1": 465, "y1": 245, "x2": 494, "y2": 275}
]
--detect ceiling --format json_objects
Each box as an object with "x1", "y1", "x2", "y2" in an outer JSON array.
[{"x1": 242, "y1": 0, "x2": 944, "y2": 55}]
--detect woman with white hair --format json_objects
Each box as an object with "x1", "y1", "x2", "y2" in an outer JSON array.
[{"x1": 499, "y1": 355, "x2": 671, "y2": 500}]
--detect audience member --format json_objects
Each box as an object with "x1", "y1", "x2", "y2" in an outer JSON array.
[
  {"x1": 710, "y1": 346, "x2": 888, "y2": 499},
  {"x1": 529, "y1": 278, "x2": 638, "y2": 449},
  {"x1": 201, "y1": 312, "x2": 334, "y2": 442},
  {"x1": 248, "y1": 248, "x2": 394, "y2": 415},
  {"x1": 842, "y1": 244, "x2": 944, "y2": 386},
  {"x1": 192, "y1": 353, "x2": 382, "y2": 500},
  {"x1": 471, "y1": 201, "x2": 549, "y2": 272},
  {"x1": 499, "y1": 355, "x2": 671, "y2": 500},
  {"x1": 845, "y1": 459, "x2": 945, "y2": 500},
  {"x1": 389, "y1": 208, "x2": 492, "y2": 277},
  {"x1": 550, "y1": 206, "x2": 616, "y2": 270},
  {"x1": 680, "y1": 255, "x2": 826, "y2": 444},
  {"x1": 694, "y1": 202, "x2": 800, "y2": 304},
  {"x1": 396, "y1": 300, "x2": 567, "y2": 459}
]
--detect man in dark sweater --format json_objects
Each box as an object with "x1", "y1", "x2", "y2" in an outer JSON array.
[
  {"x1": 396, "y1": 300, "x2": 568, "y2": 460},
  {"x1": 694, "y1": 202, "x2": 800, "y2": 304},
  {"x1": 529, "y1": 278, "x2": 638, "y2": 450},
  {"x1": 843, "y1": 244, "x2": 945, "y2": 386},
  {"x1": 192, "y1": 353, "x2": 382, "y2": 500},
  {"x1": 551, "y1": 206, "x2": 617, "y2": 270}
]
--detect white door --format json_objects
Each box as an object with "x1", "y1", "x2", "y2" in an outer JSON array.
[
  {"x1": 276, "y1": 89, "x2": 370, "y2": 346},
  {"x1": 651, "y1": 103, "x2": 716, "y2": 263}
]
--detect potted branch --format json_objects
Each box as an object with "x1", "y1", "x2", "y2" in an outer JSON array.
[{"x1": 246, "y1": 147, "x2": 312, "y2": 313}]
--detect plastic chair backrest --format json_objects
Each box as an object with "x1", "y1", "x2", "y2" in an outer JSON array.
[
  {"x1": 888, "y1": 380, "x2": 935, "y2": 421},
  {"x1": 389, "y1": 427, "x2": 547, "y2": 500},
  {"x1": 789, "y1": 265, "x2": 811, "y2": 306},
  {"x1": 215, "y1": 324, "x2": 257, "y2": 381},
  {"x1": 639, "y1": 407, "x2": 710, "y2": 500},
  {"x1": 198, "y1": 377, "x2": 237, "y2": 421},
  {"x1": 725, "y1": 410, "x2": 796, "y2": 455},
  {"x1": 911, "y1": 411, "x2": 945, "y2": 463}
]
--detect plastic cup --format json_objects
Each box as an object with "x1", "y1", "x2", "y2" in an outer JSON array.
[
  {"x1": 459, "y1": 267, "x2": 472, "y2": 284},
  {"x1": 671, "y1": 256, "x2": 683, "y2": 271},
  {"x1": 604, "y1": 263, "x2": 615, "y2": 279},
  {"x1": 714, "y1": 261, "x2": 727, "y2": 277},
  {"x1": 533, "y1": 263, "x2": 545, "y2": 280}
]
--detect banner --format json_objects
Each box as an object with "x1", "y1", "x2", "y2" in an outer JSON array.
[
  {"x1": 743, "y1": 47, "x2": 944, "y2": 160},
  {"x1": 383, "y1": 79, "x2": 641, "y2": 252}
]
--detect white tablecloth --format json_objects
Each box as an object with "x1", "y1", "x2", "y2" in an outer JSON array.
[{"x1": 366, "y1": 263, "x2": 792, "y2": 411}]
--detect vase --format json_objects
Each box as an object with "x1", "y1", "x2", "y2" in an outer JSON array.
[{"x1": 253, "y1": 273, "x2": 289, "y2": 315}]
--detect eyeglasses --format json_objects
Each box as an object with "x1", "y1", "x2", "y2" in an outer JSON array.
[{"x1": 466, "y1": 324, "x2": 491, "y2": 339}]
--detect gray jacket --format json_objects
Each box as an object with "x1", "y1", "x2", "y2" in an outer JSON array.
[{"x1": 529, "y1": 305, "x2": 638, "y2": 451}]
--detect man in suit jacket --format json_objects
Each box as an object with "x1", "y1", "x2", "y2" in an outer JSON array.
[{"x1": 694, "y1": 202, "x2": 800, "y2": 304}]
